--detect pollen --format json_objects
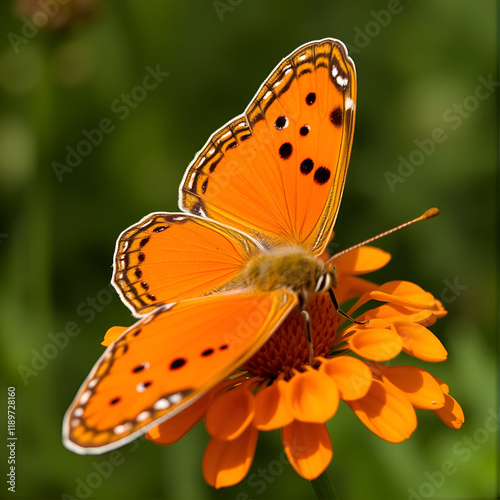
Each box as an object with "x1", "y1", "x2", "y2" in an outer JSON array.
[{"x1": 243, "y1": 293, "x2": 342, "y2": 379}]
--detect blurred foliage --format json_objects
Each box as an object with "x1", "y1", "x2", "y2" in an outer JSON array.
[{"x1": 0, "y1": 1, "x2": 496, "y2": 499}]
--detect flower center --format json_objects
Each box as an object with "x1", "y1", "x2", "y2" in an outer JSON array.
[{"x1": 243, "y1": 293, "x2": 342, "y2": 379}]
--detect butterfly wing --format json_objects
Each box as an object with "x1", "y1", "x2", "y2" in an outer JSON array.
[
  {"x1": 113, "y1": 212, "x2": 261, "y2": 316},
  {"x1": 63, "y1": 290, "x2": 297, "y2": 454},
  {"x1": 180, "y1": 38, "x2": 356, "y2": 254}
]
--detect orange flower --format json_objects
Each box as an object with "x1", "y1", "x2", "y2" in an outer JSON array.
[{"x1": 103, "y1": 246, "x2": 463, "y2": 488}]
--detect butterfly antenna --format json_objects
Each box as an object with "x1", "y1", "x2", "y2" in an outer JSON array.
[{"x1": 323, "y1": 207, "x2": 440, "y2": 269}]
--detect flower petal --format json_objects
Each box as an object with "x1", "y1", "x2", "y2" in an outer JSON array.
[
  {"x1": 282, "y1": 421, "x2": 332, "y2": 480},
  {"x1": 203, "y1": 425, "x2": 258, "y2": 488},
  {"x1": 433, "y1": 376, "x2": 450, "y2": 394},
  {"x1": 369, "y1": 281, "x2": 437, "y2": 308},
  {"x1": 348, "y1": 327, "x2": 402, "y2": 361},
  {"x1": 320, "y1": 356, "x2": 372, "y2": 401},
  {"x1": 434, "y1": 394, "x2": 464, "y2": 429},
  {"x1": 358, "y1": 302, "x2": 435, "y2": 324},
  {"x1": 101, "y1": 326, "x2": 127, "y2": 346},
  {"x1": 287, "y1": 370, "x2": 339, "y2": 423},
  {"x1": 395, "y1": 322, "x2": 448, "y2": 362},
  {"x1": 334, "y1": 246, "x2": 391, "y2": 275},
  {"x1": 254, "y1": 379, "x2": 293, "y2": 430},
  {"x1": 380, "y1": 366, "x2": 445, "y2": 410},
  {"x1": 205, "y1": 386, "x2": 255, "y2": 440},
  {"x1": 347, "y1": 379, "x2": 417, "y2": 443}
]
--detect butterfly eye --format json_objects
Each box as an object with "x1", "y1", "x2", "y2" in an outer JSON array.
[{"x1": 315, "y1": 273, "x2": 332, "y2": 293}]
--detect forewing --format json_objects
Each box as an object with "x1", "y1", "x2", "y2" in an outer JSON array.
[
  {"x1": 63, "y1": 290, "x2": 297, "y2": 454},
  {"x1": 180, "y1": 38, "x2": 356, "y2": 254}
]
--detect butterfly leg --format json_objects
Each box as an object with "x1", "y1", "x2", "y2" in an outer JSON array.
[
  {"x1": 328, "y1": 289, "x2": 367, "y2": 324},
  {"x1": 300, "y1": 309, "x2": 314, "y2": 365}
]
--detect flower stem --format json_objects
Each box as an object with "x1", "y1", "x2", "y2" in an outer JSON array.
[{"x1": 310, "y1": 470, "x2": 338, "y2": 499}]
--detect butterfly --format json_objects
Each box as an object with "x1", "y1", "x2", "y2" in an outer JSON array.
[{"x1": 63, "y1": 38, "x2": 356, "y2": 454}]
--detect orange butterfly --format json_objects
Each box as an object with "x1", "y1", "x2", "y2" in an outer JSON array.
[{"x1": 63, "y1": 38, "x2": 356, "y2": 454}]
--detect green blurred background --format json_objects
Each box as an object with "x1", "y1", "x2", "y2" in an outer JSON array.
[{"x1": 0, "y1": 1, "x2": 497, "y2": 499}]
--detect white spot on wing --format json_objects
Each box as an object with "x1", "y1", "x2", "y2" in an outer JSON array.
[
  {"x1": 136, "y1": 411, "x2": 151, "y2": 422},
  {"x1": 168, "y1": 393, "x2": 183, "y2": 405},
  {"x1": 345, "y1": 98, "x2": 354, "y2": 110},
  {"x1": 188, "y1": 171, "x2": 197, "y2": 189},
  {"x1": 336, "y1": 75, "x2": 348, "y2": 88},
  {"x1": 114, "y1": 422, "x2": 132, "y2": 435},
  {"x1": 136, "y1": 382, "x2": 148, "y2": 393},
  {"x1": 73, "y1": 407, "x2": 84, "y2": 417},
  {"x1": 154, "y1": 398, "x2": 170, "y2": 410},
  {"x1": 79, "y1": 390, "x2": 91, "y2": 405}
]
